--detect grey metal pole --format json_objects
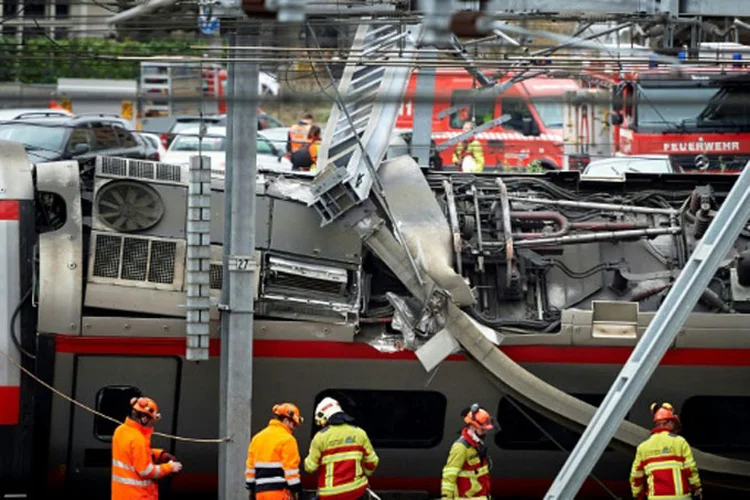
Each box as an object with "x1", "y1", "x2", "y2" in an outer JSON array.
[
  {"x1": 410, "y1": 59, "x2": 435, "y2": 167},
  {"x1": 186, "y1": 155, "x2": 211, "y2": 361},
  {"x1": 219, "y1": 21, "x2": 259, "y2": 500},
  {"x1": 544, "y1": 160, "x2": 750, "y2": 499}
]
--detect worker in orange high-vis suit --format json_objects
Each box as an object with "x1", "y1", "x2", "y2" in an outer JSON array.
[
  {"x1": 441, "y1": 404, "x2": 493, "y2": 500},
  {"x1": 304, "y1": 397, "x2": 379, "y2": 500},
  {"x1": 287, "y1": 113, "x2": 314, "y2": 154},
  {"x1": 111, "y1": 397, "x2": 183, "y2": 500},
  {"x1": 246, "y1": 403, "x2": 304, "y2": 500},
  {"x1": 630, "y1": 402, "x2": 702, "y2": 500}
]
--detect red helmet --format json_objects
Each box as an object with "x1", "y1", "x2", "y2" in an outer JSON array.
[
  {"x1": 464, "y1": 404, "x2": 494, "y2": 431},
  {"x1": 651, "y1": 402, "x2": 680, "y2": 424},
  {"x1": 131, "y1": 397, "x2": 161, "y2": 421},
  {"x1": 273, "y1": 403, "x2": 304, "y2": 425}
]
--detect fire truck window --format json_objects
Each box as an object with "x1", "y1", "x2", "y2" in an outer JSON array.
[
  {"x1": 94, "y1": 385, "x2": 142, "y2": 442},
  {"x1": 502, "y1": 98, "x2": 538, "y2": 135},
  {"x1": 113, "y1": 125, "x2": 138, "y2": 148},
  {"x1": 494, "y1": 394, "x2": 625, "y2": 451},
  {"x1": 636, "y1": 85, "x2": 720, "y2": 130},
  {"x1": 90, "y1": 123, "x2": 119, "y2": 151},
  {"x1": 313, "y1": 389, "x2": 446, "y2": 448},
  {"x1": 449, "y1": 89, "x2": 496, "y2": 129},
  {"x1": 681, "y1": 396, "x2": 750, "y2": 453}
]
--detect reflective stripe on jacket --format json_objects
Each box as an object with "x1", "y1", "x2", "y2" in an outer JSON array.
[
  {"x1": 630, "y1": 428, "x2": 701, "y2": 499},
  {"x1": 111, "y1": 418, "x2": 173, "y2": 500},
  {"x1": 288, "y1": 122, "x2": 312, "y2": 153},
  {"x1": 246, "y1": 419, "x2": 302, "y2": 500},
  {"x1": 452, "y1": 140, "x2": 485, "y2": 172},
  {"x1": 441, "y1": 433, "x2": 491, "y2": 499},
  {"x1": 304, "y1": 422, "x2": 379, "y2": 500}
]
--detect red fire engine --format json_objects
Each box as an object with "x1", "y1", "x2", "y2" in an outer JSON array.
[
  {"x1": 588, "y1": 65, "x2": 750, "y2": 172},
  {"x1": 396, "y1": 69, "x2": 580, "y2": 170}
]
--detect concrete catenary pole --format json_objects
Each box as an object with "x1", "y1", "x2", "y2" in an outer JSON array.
[
  {"x1": 219, "y1": 21, "x2": 259, "y2": 500},
  {"x1": 186, "y1": 154, "x2": 211, "y2": 361}
]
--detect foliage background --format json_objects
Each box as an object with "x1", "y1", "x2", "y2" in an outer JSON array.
[{"x1": 0, "y1": 37, "x2": 221, "y2": 83}]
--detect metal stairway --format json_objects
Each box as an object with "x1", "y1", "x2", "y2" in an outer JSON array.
[{"x1": 310, "y1": 22, "x2": 420, "y2": 226}]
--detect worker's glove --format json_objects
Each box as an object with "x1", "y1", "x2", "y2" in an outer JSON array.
[
  {"x1": 169, "y1": 460, "x2": 183, "y2": 474},
  {"x1": 157, "y1": 451, "x2": 176, "y2": 464}
]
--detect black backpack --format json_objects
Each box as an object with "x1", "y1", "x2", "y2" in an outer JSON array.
[{"x1": 291, "y1": 143, "x2": 313, "y2": 170}]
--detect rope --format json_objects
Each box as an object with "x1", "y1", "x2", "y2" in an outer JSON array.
[{"x1": 0, "y1": 344, "x2": 229, "y2": 444}]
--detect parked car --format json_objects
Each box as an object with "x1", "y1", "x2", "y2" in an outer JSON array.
[
  {"x1": 581, "y1": 155, "x2": 681, "y2": 179},
  {"x1": 0, "y1": 108, "x2": 74, "y2": 122},
  {"x1": 0, "y1": 114, "x2": 155, "y2": 164},
  {"x1": 139, "y1": 132, "x2": 168, "y2": 161},
  {"x1": 160, "y1": 112, "x2": 284, "y2": 149},
  {"x1": 259, "y1": 127, "x2": 291, "y2": 155},
  {"x1": 162, "y1": 126, "x2": 292, "y2": 177}
]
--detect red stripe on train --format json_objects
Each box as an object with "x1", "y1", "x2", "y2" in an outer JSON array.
[
  {"x1": 0, "y1": 200, "x2": 19, "y2": 221},
  {"x1": 53, "y1": 336, "x2": 750, "y2": 366},
  {"x1": 0, "y1": 386, "x2": 20, "y2": 425}
]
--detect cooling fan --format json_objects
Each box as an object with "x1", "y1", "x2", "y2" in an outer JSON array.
[{"x1": 95, "y1": 180, "x2": 165, "y2": 232}]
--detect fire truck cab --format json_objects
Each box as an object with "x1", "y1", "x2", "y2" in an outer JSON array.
[
  {"x1": 396, "y1": 69, "x2": 580, "y2": 170},
  {"x1": 607, "y1": 67, "x2": 750, "y2": 172}
]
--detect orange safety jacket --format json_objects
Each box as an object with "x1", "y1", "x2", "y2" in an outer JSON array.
[
  {"x1": 630, "y1": 427, "x2": 702, "y2": 499},
  {"x1": 288, "y1": 121, "x2": 312, "y2": 153},
  {"x1": 304, "y1": 419, "x2": 379, "y2": 500},
  {"x1": 441, "y1": 429, "x2": 491, "y2": 499},
  {"x1": 111, "y1": 417, "x2": 174, "y2": 500},
  {"x1": 308, "y1": 140, "x2": 321, "y2": 173},
  {"x1": 246, "y1": 419, "x2": 302, "y2": 500}
]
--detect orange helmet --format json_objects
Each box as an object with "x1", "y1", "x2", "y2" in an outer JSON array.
[
  {"x1": 464, "y1": 404, "x2": 494, "y2": 431},
  {"x1": 273, "y1": 403, "x2": 304, "y2": 425},
  {"x1": 651, "y1": 402, "x2": 680, "y2": 424},
  {"x1": 130, "y1": 397, "x2": 161, "y2": 421}
]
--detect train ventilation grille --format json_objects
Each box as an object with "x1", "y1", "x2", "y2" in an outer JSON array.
[
  {"x1": 90, "y1": 231, "x2": 184, "y2": 290},
  {"x1": 265, "y1": 256, "x2": 348, "y2": 297},
  {"x1": 210, "y1": 264, "x2": 223, "y2": 290},
  {"x1": 97, "y1": 156, "x2": 184, "y2": 183},
  {"x1": 269, "y1": 273, "x2": 344, "y2": 296}
]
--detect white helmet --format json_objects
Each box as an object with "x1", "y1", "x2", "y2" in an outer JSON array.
[{"x1": 315, "y1": 397, "x2": 343, "y2": 426}]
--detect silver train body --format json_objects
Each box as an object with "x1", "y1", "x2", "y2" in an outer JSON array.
[{"x1": 3, "y1": 149, "x2": 750, "y2": 498}]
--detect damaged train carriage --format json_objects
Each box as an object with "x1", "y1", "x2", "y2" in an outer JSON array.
[{"x1": 3, "y1": 146, "x2": 750, "y2": 497}]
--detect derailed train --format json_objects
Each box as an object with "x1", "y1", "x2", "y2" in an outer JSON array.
[{"x1": 2, "y1": 143, "x2": 750, "y2": 498}]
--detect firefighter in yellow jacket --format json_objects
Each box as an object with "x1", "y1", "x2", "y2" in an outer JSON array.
[
  {"x1": 304, "y1": 397, "x2": 379, "y2": 500},
  {"x1": 246, "y1": 403, "x2": 304, "y2": 500},
  {"x1": 630, "y1": 403, "x2": 702, "y2": 500},
  {"x1": 441, "y1": 404, "x2": 493, "y2": 499},
  {"x1": 452, "y1": 121, "x2": 485, "y2": 173}
]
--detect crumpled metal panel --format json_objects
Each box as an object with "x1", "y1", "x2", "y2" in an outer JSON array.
[{"x1": 377, "y1": 155, "x2": 474, "y2": 306}]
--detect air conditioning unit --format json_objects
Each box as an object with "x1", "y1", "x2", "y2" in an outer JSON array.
[
  {"x1": 257, "y1": 254, "x2": 360, "y2": 324},
  {"x1": 92, "y1": 156, "x2": 189, "y2": 239}
]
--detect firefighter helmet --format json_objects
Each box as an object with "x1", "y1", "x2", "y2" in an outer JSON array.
[
  {"x1": 314, "y1": 397, "x2": 343, "y2": 427},
  {"x1": 273, "y1": 403, "x2": 304, "y2": 425},
  {"x1": 464, "y1": 403, "x2": 494, "y2": 431},
  {"x1": 130, "y1": 397, "x2": 162, "y2": 421},
  {"x1": 651, "y1": 402, "x2": 680, "y2": 424}
]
